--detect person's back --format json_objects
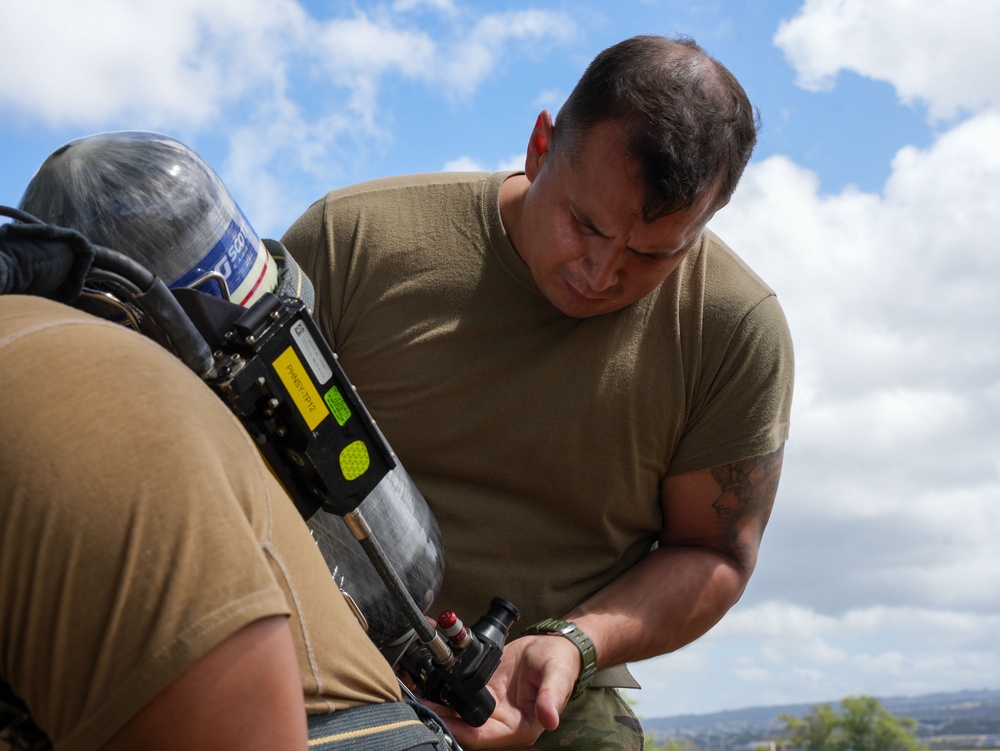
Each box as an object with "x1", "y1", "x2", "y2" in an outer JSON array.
[
  {"x1": 0, "y1": 293, "x2": 403, "y2": 750},
  {"x1": 1, "y1": 130, "x2": 454, "y2": 751}
]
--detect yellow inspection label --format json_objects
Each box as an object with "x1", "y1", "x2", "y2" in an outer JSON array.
[{"x1": 273, "y1": 346, "x2": 329, "y2": 431}]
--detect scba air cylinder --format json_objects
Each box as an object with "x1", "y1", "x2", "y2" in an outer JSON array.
[{"x1": 19, "y1": 130, "x2": 277, "y2": 307}]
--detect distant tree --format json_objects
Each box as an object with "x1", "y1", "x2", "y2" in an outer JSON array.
[
  {"x1": 644, "y1": 735, "x2": 689, "y2": 751},
  {"x1": 780, "y1": 696, "x2": 926, "y2": 751},
  {"x1": 836, "y1": 696, "x2": 924, "y2": 751},
  {"x1": 781, "y1": 702, "x2": 840, "y2": 751}
]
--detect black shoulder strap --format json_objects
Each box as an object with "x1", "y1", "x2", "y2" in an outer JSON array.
[
  {"x1": 0, "y1": 206, "x2": 96, "y2": 302},
  {"x1": 0, "y1": 679, "x2": 51, "y2": 751}
]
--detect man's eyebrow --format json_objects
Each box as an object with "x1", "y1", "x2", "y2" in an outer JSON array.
[
  {"x1": 574, "y1": 203, "x2": 685, "y2": 259},
  {"x1": 571, "y1": 205, "x2": 611, "y2": 238}
]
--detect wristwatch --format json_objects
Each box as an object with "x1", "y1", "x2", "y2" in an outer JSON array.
[{"x1": 523, "y1": 618, "x2": 598, "y2": 700}]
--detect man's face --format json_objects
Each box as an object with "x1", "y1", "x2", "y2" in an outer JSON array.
[{"x1": 514, "y1": 116, "x2": 721, "y2": 318}]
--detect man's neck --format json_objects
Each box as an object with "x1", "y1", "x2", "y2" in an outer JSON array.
[{"x1": 498, "y1": 173, "x2": 530, "y2": 262}]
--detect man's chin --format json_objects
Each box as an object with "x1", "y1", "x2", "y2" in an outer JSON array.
[
  {"x1": 539, "y1": 276, "x2": 628, "y2": 317},
  {"x1": 550, "y1": 295, "x2": 627, "y2": 319}
]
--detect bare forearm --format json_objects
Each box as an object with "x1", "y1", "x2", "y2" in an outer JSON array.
[
  {"x1": 564, "y1": 447, "x2": 783, "y2": 668},
  {"x1": 564, "y1": 543, "x2": 747, "y2": 667},
  {"x1": 466, "y1": 451, "x2": 784, "y2": 748}
]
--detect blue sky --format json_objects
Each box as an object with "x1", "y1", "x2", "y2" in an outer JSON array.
[{"x1": 2, "y1": 0, "x2": 999, "y2": 723}]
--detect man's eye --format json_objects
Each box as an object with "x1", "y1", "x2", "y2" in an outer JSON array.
[{"x1": 632, "y1": 249, "x2": 671, "y2": 263}]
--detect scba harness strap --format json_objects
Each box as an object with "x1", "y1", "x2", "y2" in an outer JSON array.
[
  {"x1": 307, "y1": 700, "x2": 454, "y2": 750},
  {"x1": 0, "y1": 207, "x2": 96, "y2": 301}
]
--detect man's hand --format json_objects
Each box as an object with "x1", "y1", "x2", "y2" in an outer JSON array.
[{"x1": 431, "y1": 632, "x2": 582, "y2": 749}]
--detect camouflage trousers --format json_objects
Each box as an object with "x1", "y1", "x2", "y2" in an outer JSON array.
[{"x1": 498, "y1": 687, "x2": 644, "y2": 751}]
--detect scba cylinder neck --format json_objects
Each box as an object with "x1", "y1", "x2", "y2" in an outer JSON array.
[{"x1": 172, "y1": 205, "x2": 278, "y2": 306}]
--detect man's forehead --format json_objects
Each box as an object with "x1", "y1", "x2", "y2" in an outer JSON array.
[{"x1": 561, "y1": 119, "x2": 728, "y2": 222}]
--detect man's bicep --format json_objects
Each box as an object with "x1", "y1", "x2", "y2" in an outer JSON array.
[{"x1": 659, "y1": 445, "x2": 784, "y2": 575}]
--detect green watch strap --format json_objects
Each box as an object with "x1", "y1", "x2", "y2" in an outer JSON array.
[{"x1": 523, "y1": 618, "x2": 598, "y2": 700}]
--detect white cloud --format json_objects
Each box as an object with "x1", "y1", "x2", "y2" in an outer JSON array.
[
  {"x1": 0, "y1": 0, "x2": 306, "y2": 128},
  {"x1": 0, "y1": 1, "x2": 573, "y2": 223},
  {"x1": 439, "y1": 11, "x2": 575, "y2": 96},
  {"x1": 239, "y1": 6, "x2": 575, "y2": 228},
  {"x1": 441, "y1": 153, "x2": 525, "y2": 173},
  {"x1": 630, "y1": 602, "x2": 1000, "y2": 716},
  {"x1": 392, "y1": 0, "x2": 456, "y2": 12},
  {"x1": 498, "y1": 153, "x2": 526, "y2": 172},
  {"x1": 311, "y1": 8, "x2": 574, "y2": 120},
  {"x1": 534, "y1": 88, "x2": 567, "y2": 111},
  {"x1": 697, "y1": 99, "x2": 1000, "y2": 711},
  {"x1": 774, "y1": 0, "x2": 1000, "y2": 120},
  {"x1": 442, "y1": 156, "x2": 485, "y2": 172},
  {"x1": 713, "y1": 108, "x2": 1000, "y2": 412},
  {"x1": 315, "y1": 14, "x2": 438, "y2": 95}
]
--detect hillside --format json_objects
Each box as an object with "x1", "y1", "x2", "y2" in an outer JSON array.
[{"x1": 642, "y1": 688, "x2": 1000, "y2": 750}]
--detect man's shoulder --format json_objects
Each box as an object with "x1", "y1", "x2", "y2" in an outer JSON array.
[
  {"x1": 0, "y1": 295, "x2": 212, "y2": 409},
  {"x1": 669, "y1": 228, "x2": 790, "y2": 346},
  {"x1": 309, "y1": 172, "x2": 513, "y2": 254},
  {"x1": 0, "y1": 295, "x2": 118, "y2": 345},
  {"x1": 322, "y1": 171, "x2": 506, "y2": 205},
  {"x1": 283, "y1": 173, "x2": 508, "y2": 283},
  {"x1": 697, "y1": 228, "x2": 776, "y2": 299}
]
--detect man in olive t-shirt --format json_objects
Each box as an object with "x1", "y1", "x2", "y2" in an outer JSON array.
[{"x1": 282, "y1": 35, "x2": 795, "y2": 751}]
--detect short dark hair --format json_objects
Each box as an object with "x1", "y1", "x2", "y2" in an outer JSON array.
[{"x1": 553, "y1": 35, "x2": 760, "y2": 219}]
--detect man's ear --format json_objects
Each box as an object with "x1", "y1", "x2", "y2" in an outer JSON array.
[{"x1": 525, "y1": 110, "x2": 554, "y2": 182}]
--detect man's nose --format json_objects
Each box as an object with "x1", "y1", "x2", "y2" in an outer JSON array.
[{"x1": 582, "y1": 246, "x2": 622, "y2": 293}]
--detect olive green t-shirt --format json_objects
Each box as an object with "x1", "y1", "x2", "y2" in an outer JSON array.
[
  {"x1": 0, "y1": 296, "x2": 399, "y2": 751},
  {"x1": 282, "y1": 172, "x2": 794, "y2": 631}
]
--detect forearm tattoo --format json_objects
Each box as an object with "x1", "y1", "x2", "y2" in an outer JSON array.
[{"x1": 709, "y1": 446, "x2": 784, "y2": 569}]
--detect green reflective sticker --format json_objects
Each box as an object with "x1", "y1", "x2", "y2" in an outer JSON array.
[
  {"x1": 324, "y1": 385, "x2": 352, "y2": 426},
  {"x1": 340, "y1": 440, "x2": 370, "y2": 481}
]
